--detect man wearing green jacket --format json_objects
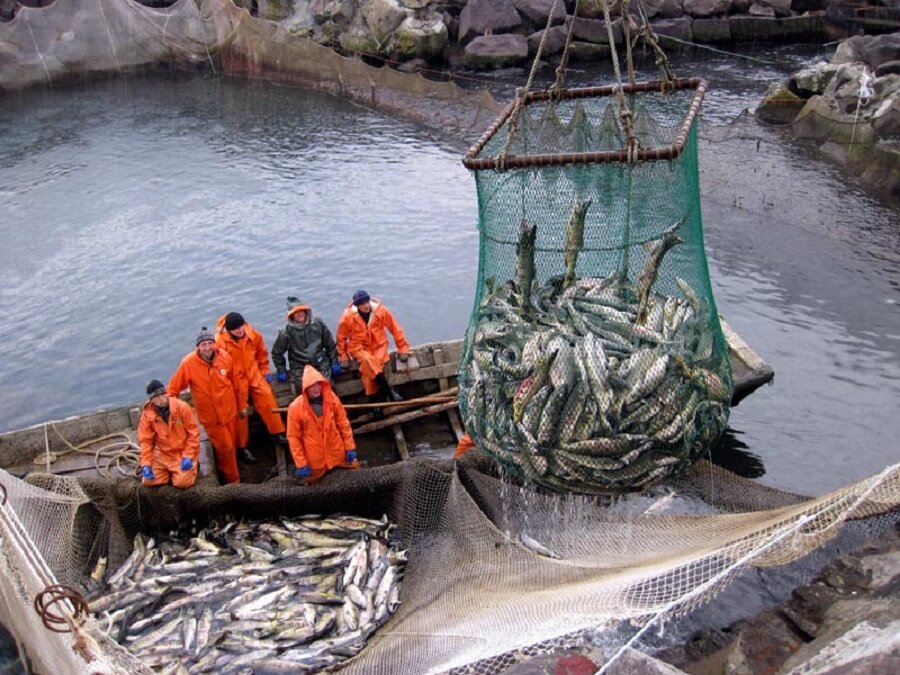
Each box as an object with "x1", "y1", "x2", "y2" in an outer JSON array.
[{"x1": 272, "y1": 296, "x2": 341, "y2": 393}]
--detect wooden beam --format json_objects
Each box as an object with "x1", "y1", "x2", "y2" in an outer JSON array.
[
  {"x1": 350, "y1": 387, "x2": 459, "y2": 426},
  {"x1": 353, "y1": 401, "x2": 458, "y2": 435},
  {"x1": 273, "y1": 393, "x2": 456, "y2": 414},
  {"x1": 446, "y1": 407, "x2": 466, "y2": 443},
  {"x1": 392, "y1": 425, "x2": 410, "y2": 461}
]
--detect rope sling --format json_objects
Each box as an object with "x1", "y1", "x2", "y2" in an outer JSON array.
[{"x1": 460, "y1": 0, "x2": 731, "y2": 493}]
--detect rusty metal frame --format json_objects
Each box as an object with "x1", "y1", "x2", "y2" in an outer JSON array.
[{"x1": 462, "y1": 79, "x2": 707, "y2": 170}]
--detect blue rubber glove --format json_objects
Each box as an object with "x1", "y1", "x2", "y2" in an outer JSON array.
[
  {"x1": 276, "y1": 371, "x2": 289, "y2": 383},
  {"x1": 141, "y1": 465, "x2": 154, "y2": 480},
  {"x1": 345, "y1": 450, "x2": 357, "y2": 463},
  {"x1": 294, "y1": 465, "x2": 312, "y2": 479},
  {"x1": 331, "y1": 362, "x2": 342, "y2": 377},
  {"x1": 263, "y1": 373, "x2": 273, "y2": 384},
  {"x1": 180, "y1": 457, "x2": 193, "y2": 471}
]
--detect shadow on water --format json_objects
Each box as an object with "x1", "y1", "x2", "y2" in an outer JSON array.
[{"x1": 709, "y1": 428, "x2": 767, "y2": 481}]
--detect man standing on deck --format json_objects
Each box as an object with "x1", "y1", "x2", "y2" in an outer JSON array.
[
  {"x1": 287, "y1": 364, "x2": 357, "y2": 483},
  {"x1": 336, "y1": 290, "x2": 410, "y2": 409},
  {"x1": 216, "y1": 311, "x2": 287, "y2": 463},
  {"x1": 271, "y1": 296, "x2": 341, "y2": 391},
  {"x1": 138, "y1": 379, "x2": 201, "y2": 488},
  {"x1": 168, "y1": 327, "x2": 242, "y2": 484}
]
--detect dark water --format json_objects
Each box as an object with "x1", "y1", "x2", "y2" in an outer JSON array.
[{"x1": 1, "y1": 46, "x2": 898, "y2": 498}]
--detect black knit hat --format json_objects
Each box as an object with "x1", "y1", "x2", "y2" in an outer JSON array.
[
  {"x1": 352, "y1": 290, "x2": 370, "y2": 306},
  {"x1": 224, "y1": 312, "x2": 245, "y2": 331},
  {"x1": 195, "y1": 326, "x2": 215, "y2": 346},
  {"x1": 146, "y1": 379, "x2": 166, "y2": 398}
]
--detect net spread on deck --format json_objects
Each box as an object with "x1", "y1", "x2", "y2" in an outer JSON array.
[
  {"x1": 458, "y1": 81, "x2": 733, "y2": 493},
  {"x1": 1, "y1": 458, "x2": 898, "y2": 674}
]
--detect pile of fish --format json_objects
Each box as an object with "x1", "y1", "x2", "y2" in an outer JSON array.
[
  {"x1": 85, "y1": 514, "x2": 405, "y2": 674},
  {"x1": 461, "y1": 202, "x2": 731, "y2": 493}
]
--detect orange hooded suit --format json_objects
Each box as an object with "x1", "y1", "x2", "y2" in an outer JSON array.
[
  {"x1": 138, "y1": 396, "x2": 201, "y2": 488},
  {"x1": 287, "y1": 365, "x2": 356, "y2": 475},
  {"x1": 337, "y1": 299, "x2": 410, "y2": 396},
  {"x1": 215, "y1": 313, "x2": 286, "y2": 448},
  {"x1": 168, "y1": 348, "x2": 241, "y2": 484}
]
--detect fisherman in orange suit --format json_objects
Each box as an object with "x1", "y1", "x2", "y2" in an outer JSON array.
[
  {"x1": 168, "y1": 327, "x2": 242, "y2": 484},
  {"x1": 216, "y1": 311, "x2": 287, "y2": 463},
  {"x1": 138, "y1": 379, "x2": 201, "y2": 488},
  {"x1": 287, "y1": 365, "x2": 357, "y2": 482},
  {"x1": 337, "y1": 290, "x2": 410, "y2": 407}
]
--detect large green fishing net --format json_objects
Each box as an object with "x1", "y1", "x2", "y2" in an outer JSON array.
[{"x1": 459, "y1": 81, "x2": 733, "y2": 493}]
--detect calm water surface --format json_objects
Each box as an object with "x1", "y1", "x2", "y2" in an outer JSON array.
[{"x1": 1, "y1": 57, "x2": 898, "y2": 497}]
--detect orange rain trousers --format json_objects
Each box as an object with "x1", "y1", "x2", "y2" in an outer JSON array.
[
  {"x1": 341, "y1": 301, "x2": 410, "y2": 396},
  {"x1": 138, "y1": 397, "x2": 201, "y2": 488},
  {"x1": 287, "y1": 366, "x2": 356, "y2": 473},
  {"x1": 216, "y1": 315, "x2": 286, "y2": 447},
  {"x1": 168, "y1": 350, "x2": 241, "y2": 484}
]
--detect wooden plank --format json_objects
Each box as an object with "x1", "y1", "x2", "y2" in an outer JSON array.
[
  {"x1": 392, "y1": 425, "x2": 410, "y2": 461},
  {"x1": 274, "y1": 394, "x2": 455, "y2": 414},
  {"x1": 350, "y1": 386, "x2": 459, "y2": 426},
  {"x1": 354, "y1": 401, "x2": 458, "y2": 435},
  {"x1": 447, "y1": 407, "x2": 466, "y2": 443}
]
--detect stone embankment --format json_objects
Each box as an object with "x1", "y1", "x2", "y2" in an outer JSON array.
[
  {"x1": 258, "y1": 0, "x2": 873, "y2": 70},
  {"x1": 756, "y1": 32, "x2": 900, "y2": 198}
]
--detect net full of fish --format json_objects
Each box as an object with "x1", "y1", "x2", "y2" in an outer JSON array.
[
  {"x1": 461, "y1": 203, "x2": 731, "y2": 493},
  {"x1": 84, "y1": 514, "x2": 406, "y2": 674}
]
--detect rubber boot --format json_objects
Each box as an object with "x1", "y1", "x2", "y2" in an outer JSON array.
[{"x1": 376, "y1": 373, "x2": 402, "y2": 402}]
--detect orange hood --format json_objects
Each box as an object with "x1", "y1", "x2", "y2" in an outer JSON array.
[
  {"x1": 286, "y1": 296, "x2": 311, "y2": 322},
  {"x1": 301, "y1": 364, "x2": 330, "y2": 396}
]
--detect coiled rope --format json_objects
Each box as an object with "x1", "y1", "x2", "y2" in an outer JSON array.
[{"x1": 44, "y1": 422, "x2": 140, "y2": 479}]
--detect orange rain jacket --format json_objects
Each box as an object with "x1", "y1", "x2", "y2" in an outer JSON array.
[
  {"x1": 339, "y1": 300, "x2": 410, "y2": 394},
  {"x1": 167, "y1": 348, "x2": 239, "y2": 428},
  {"x1": 215, "y1": 313, "x2": 272, "y2": 397},
  {"x1": 138, "y1": 397, "x2": 201, "y2": 468},
  {"x1": 286, "y1": 366, "x2": 355, "y2": 472}
]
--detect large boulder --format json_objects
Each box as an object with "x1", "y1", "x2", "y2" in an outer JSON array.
[
  {"x1": 311, "y1": 0, "x2": 356, "y2": 27},
  {"x1": 872, "y1": 95, "x2": 900, "y2": 138},
  {"x1": 458, "y1": 0, "x2": 523, "y2": 44},
  {"x1": 649, "y1": 17, "x2": 692, "y2": 46},
  {"x1": 340, "y1": 13, "x2": 381, "y2": 53},
  {"x1": 463, "y1": 33, "x2": 529, "y2": 69},
  {"x1": 755, "y1": 81, "x2": 805, "y2": 124},
  {"x1": 833, "y1": 34, "x2": 900, "y2": 70},
  {"x1": 512, "y1": 0, "x2": 566, "y2": 27},
  {"x1": 758, "y1": 0, "x2": 792, "y2": 17},
  {"x1": 361, "y1": 0, "x2": 408, "y2": 45},
  {"x1": 692, "y1": 18, "x2": 731, "y2": 42},
  {"x1": 527, "y1": 24, "x2": 570, "y2": 58},
  {"x1": 569, "y1": 16, "x2": 623, "y2": 44},
  {"x1": 790, "y1": 61, "x2": 839, "y2": 97},
  {"x1": 388, "y1": 15, "x2": 449, "y2": 60},
  {"x1": 683, "y1": 0, "x2": 730, "y2": 18}
]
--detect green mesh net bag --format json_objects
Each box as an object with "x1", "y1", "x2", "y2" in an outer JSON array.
[{"x1": 459, "y1": 79, "x2": 732, "y2": 494}]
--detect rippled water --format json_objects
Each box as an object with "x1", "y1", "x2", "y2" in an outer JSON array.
[{"x1": 1, "y1": 50, "x2": 898, "y2": 497}]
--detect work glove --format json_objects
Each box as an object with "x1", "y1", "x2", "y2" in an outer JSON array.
[
  {"x1": 263, "y1": 373, "x2": 273, "y2": 384},
  {"x1": 276, "y1": 371, "x2": 289, "y2": 383},
  {"x1": 345, "y1": 450, "x2": 357, "y2": 463},
  {"x1": 331, "y1": 362, "x2": 342, "y2": 377},
  {"x1": 398, "y1": 352, "x2": 409, "y2": 363},
  {"x1": 141, "y1": 465, "x2": 154, "y2": 480},
  {"x1": 295, "y1": 465, "x2": 312, "y2": 479},
  {"x1": 180, "y1": 457, "x2": 193, "y2": 472}
]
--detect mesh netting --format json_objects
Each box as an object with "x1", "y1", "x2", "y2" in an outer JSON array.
[
  {"x1": 2, "y1": 459, "x2": 898, "y2": 674},
  {"x1": 459, "y1": 81, "x2": 732, "y2": 493}
]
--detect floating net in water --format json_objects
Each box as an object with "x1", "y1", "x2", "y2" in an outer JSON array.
[
  {"x1": 0, "y1": 460, "x2": 898, "y2": 674},
  {"x1": 459, "y1": 80, "x2": 733, "y2": 493}
]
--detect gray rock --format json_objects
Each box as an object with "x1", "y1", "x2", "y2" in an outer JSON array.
[
  {"x1": 311, "y1": 0, "x2": 356, "y2": 27},
  {"x1": 340, "y1": 14, "x2": 381, "y2": 54},
  {"x1": 512, "y1": 0, "x2": 566, "y2": 28},
  {"x1": 874, "y1": 74, "x2": 900, "y2": 102},
  {"x1": 833, "y1": 34, "x2": 900, "y2": 70},
  {"x1": 463, "y1": 33, "x2": 529, "y2": 69},
  {"x1": 875, "y1": 61, "x2": 900, "y2": 78},
  {"x1": 571, "y1": 0, "x2": 622, "y2": 20},
  {"x1": 872, "y1": 96, "x2": 900, "y2": 138},
  {"x1": 759, "y1": 0, "x2": 792, "y2": 17},
  {"x1": 399, "y1": 0, "x2": 431, "y2": 8},
  {"x1": 649, "y1": 17, "x2": 692, "y2": 45},
  {"x1": 569, "y1": 16, "x2": 623, "y2": 44},
  {"x1": 389, "y1": 16, "x2": 448, "y2": 60},
  {"x1": 790, "y1": 62, "x2": 838, "y2": 96},
  {"x1": 658, "y1": 0, "x2": 686, "y2": 18},
  {"x1": 756, "y1": 81, "x2": 806, "y2": 124},
  {"x1": 605, "y1": 648, "x2": 688, "y2": 674},
  {"x1": 527, "y1": 24, "x2": 570, "y2": 58},
  {"x1": 458, "y1": 0, "x2": 523, "y2": 44},
  {"x1": 692, "y1": 18, "x2": 731, "y2": 42},
  {"x1": 730, "y1": 15, "x2": 821, "y2": 41},
  {"x1": 683, "y1": 0, "x2": 730, "y2": 18},
  {"x1": 749, "y1": 3, "x2": 776, "y2": 17},
  {"x1": 567, "y1": 41, "x2": 612, "y2": 62},
  {"x1": 361, "y1": 0, "x2": 408, "y2": 45},
  {"x1": 779, "y1": 599, "x2": 900, "y2": 674}
]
